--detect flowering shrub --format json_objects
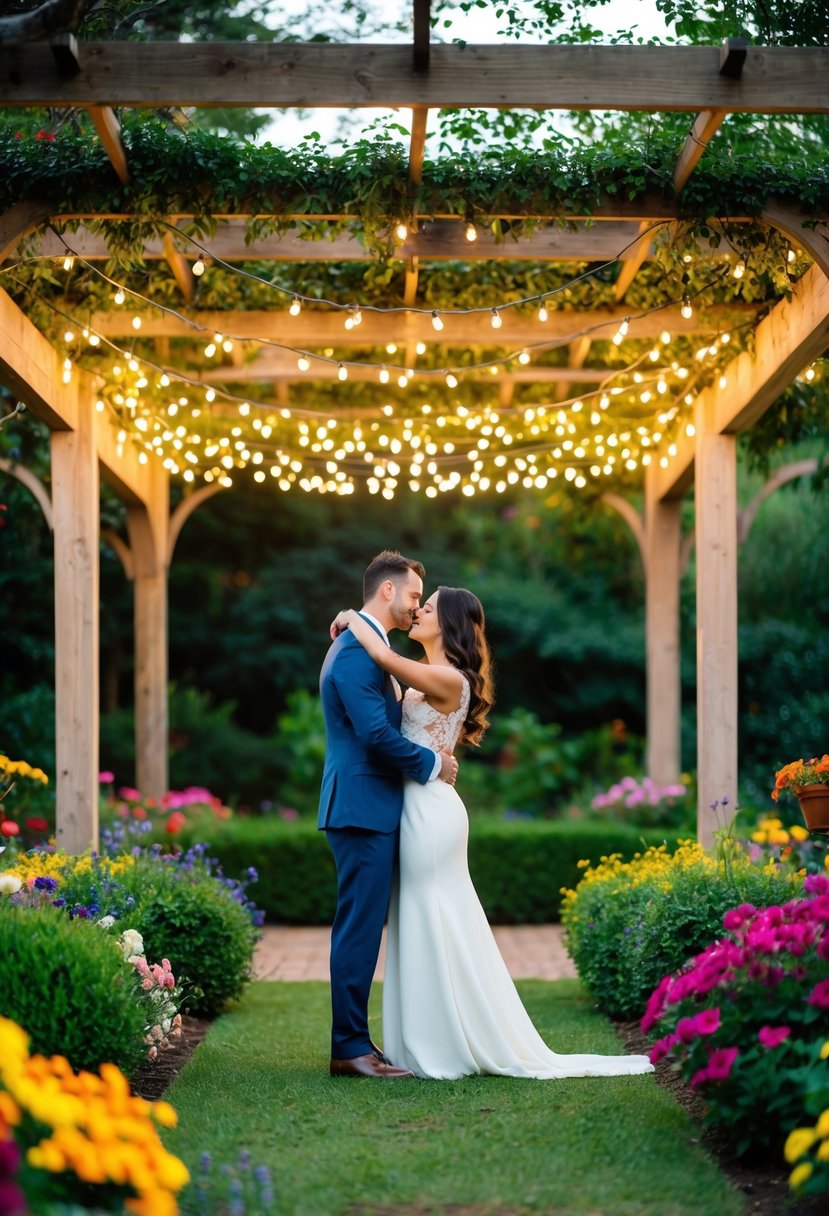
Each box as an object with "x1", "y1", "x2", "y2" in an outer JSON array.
[
  {"x1": 0, "y1": 1015, "x2": 189, "y2": 1215},
  {"x1": 772, "y1": 754, "x2": 829, "y2": 801},
  {"x1": 785, "y1": 1088, "x2": 829, "y2": 1199},
  {"x1": 561, "y1": 839, "x2": 804, "y2": 1020},
  {"x1": 100, "y1": 777, "x2": 232, "y2": 841},
  {"x1": 0, "y1": 753, "x2": 50, "y2": 843},
  {"x1": 746, "y1": 815, "x2": 828, "y2": 876},
  {"x1": 642, "y1": 875, "x2": 829, "y2": 1158},
  {"x1": 118, "y1": 930, "x2": 183, "y2": 1061},
  {"x1": 589, "y1": 774, "x2": 691, "y2": 827}
]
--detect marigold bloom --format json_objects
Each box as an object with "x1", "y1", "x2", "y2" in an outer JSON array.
[{"x1": 785, "y1": 1127, "x2": 817, "y2": 1163}]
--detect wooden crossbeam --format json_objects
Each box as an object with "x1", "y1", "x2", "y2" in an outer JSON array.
[
  {"x1": 89, "y1": 302, "x2": 756, "y2": 343},
  {"x1": 16, "y1": 218, "x2": 690, "y2": 264},
  {"x1": 196, "y1": 356, "x2": 609, "y2": 385},
  {"x1": 86, "y1": 105, "x2": 129, "y2": 184},
  {"x1": 1, "y1": 43, "x2": 827, "y2": 112},
  {"x1": 162, "y1": 232, "x2": 195, "y2": 302},
  {"x1": 673, "y1": 109, "x2": 727, "y2": 192},
  {"x1": 613, "y1": 221, "x2": 656, "y2": 302},
  {"x1": 652, "y1": 262, "x2": 829, "y2": 500}
]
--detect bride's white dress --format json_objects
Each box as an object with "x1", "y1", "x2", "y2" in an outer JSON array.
[{"x1": 382, "y1": 677, "x2": 654, "y2": 1080}]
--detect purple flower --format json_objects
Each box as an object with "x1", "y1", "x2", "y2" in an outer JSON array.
[
  {"x1": 807, "y1": 979, "x2": 829, "y2": 1009},
  {"x1": 33, "y1": 876, "x2": 58, "y2": 893}
]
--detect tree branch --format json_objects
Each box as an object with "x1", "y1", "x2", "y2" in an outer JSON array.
[{"x1": 0, "y1": 0, "x2": 95, "y2": 46}]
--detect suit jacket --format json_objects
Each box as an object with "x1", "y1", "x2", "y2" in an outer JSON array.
[{"x1": 317, "y1": 617, "x2": 436, "y2": 832}]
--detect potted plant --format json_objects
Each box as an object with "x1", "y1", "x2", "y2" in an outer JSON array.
[{"x1": 771, "y1": 755, "x2": 829, "y2": 833}]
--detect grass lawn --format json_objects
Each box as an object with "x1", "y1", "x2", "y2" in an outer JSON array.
[{"x1": 163, "y1": 980, "x2": 743, "y2": 1216}]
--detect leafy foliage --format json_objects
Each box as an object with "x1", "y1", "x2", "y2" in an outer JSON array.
[{"x1": 0, "y1": 903, "x2": 146, "y2": 1076}]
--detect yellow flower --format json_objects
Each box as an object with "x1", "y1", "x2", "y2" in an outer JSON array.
[
  {"x1": 152, "y1": 1101, "x2": 178, "y2": 1129},
  {"x1": 789, "y1": 1162, "x2": 813, "y2": 1190},
  {"x1": 0, "y1": 1017, "x2": 30, "y2": 1068},
  {"x1": 789, "y1": 825, "x2": 809, "y2": 842},
  {"x1": 817, "y1": 1140, "x2": 829, "y2": 1162},
  {"x1": 820, "y1": 1041, "x2": 829, "y2": 1060},
  {"x1": 815, "y1": 1109, "x2": 829, "y2": 1139},
  {"x1": 785, "y1": 1127, "x2": 817, "y2": 1163}
]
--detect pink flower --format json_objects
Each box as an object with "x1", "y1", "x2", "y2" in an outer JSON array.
[
  {"x1": 676, "y1": 1016, "x2": 700, "y2": 1044},
  {"x1": 804, "y1": 873, "x2": 829, "y2": 896},
  {"x1": 758, "y1": 1025, "x2": 790, "y2": 1048},
  {"x1": 694, "y1": 1008, "x2": 721, "y2": 1036},
  {"x1": 649, "y1": 1033, "x2": 678, "y2": 1063},
  {"x1": 118, "y1": 787, "x2": 141, "y2": 802},
  {"x1": 706, "y1": 1046, "x2": 739, "y2": 1082},
  {"x1": 807, "y1": 979, "x2": 829, "y2": 1009},
  {"x1": 98, "y1": 771, "x2": 114, "y2": 784}
]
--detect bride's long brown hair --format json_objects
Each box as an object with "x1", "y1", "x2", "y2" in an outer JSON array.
[{"x1": 435, "y1": 586, "x2": 494, "y2": 746}]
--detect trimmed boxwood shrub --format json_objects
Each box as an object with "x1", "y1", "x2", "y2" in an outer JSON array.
[
  {"x1": 171, "y1": 814, "x2": 681, "y2": 925},
  {"x1": 0, "y1": 904, "x2": 146, "y2": 1077}
]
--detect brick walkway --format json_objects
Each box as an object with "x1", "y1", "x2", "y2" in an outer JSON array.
[{"x1": 253, "y1": 923, "x2": 576, "y2": 982}]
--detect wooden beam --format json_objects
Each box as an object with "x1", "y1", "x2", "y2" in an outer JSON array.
[
  {"x1": 643, "y1": 468, "x2": 682, "y2": 788},
  {"x1": 0, "y1": 285, "x2": 78, "y2": 430},
  {"x1": 163, "y1": 231, "x2": 195, "y2": 302},
  {"x1": 650, "y1": 263, "x2": 829, "y2": 500},
  {"x1": 1, "y1": 43, "x2": 827, "y2": 111},
  {"x1": 90, "y1": 301, "x2": 757, "y2": 344},
  {"x1": 51, "y1": 380, "x2": 99, "y2": 853},
  {"x1": 168, "y1": 484, "x2": 225, "y2": 564},
  {"x1": 0, "y1": 200, "x2": 52, "y2": 262},
  {"x1": 22, "y1": 218, "x2": 677, "y2": 263},
  {"x1": 412, "y1": 0, "x2": 430, "y2": 73},
  {"x1": 0, "y1": 456, "x2": 53, "y2": 527},
  {"x1": 762, "y1": 204, "x2": 829, "y2": 279},
  {"x1": 613, "y1": 221, "x2": 656, "y2": 302},
  {"x1": 95, "y1": 408, "x2": 166, "y2": 507},
  {"x1": 86, "y1": 104, "x2": 129, "y2": 184},
  {"x1": 197, "y1": 356, "x2": 610, "y2": 386},
  {"x1": 674, "y1": 109, "x2": 727, "y2": 192},
  {"x1": 694, "y1": 401, "x2": 738, "y2": 848}
]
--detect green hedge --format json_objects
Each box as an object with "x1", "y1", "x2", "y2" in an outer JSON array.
[{"x1": 170, "y1": 816, "x2": 682, "y2": 924}]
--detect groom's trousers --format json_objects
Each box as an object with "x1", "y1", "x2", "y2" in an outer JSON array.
[{"x1": 326, "y1": 826, "x2": 398, "y2": 1059}]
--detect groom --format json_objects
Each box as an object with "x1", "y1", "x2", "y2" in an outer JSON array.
[{"x1": 318, "y1": 549, "x2": 457, "y2": 1078}]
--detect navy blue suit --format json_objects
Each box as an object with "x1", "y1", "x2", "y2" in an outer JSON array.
[{"x1": 318, "y1": 617, "x2": 435, "y2": 1058}]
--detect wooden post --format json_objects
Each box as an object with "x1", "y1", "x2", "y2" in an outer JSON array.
[
  {"x1": 51, "y1": 383, "x2": 99, "y2": 853},
  {"x1": 694, "y1": 399, "x2": 739, "y2": 847},
  {"x1": 126, "y1": 465, "x2": 170, "y2": 801},
  {"x1": 644, "y1": 465, "x2": 682, "y2": 788}
]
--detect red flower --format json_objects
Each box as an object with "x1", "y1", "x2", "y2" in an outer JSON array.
[
  {"x1": 0, "y1": 820, "x2": 19, "y2": 837},
  {"x1": 166, "y1": 811, "x2": 187, "y2": 834},
  {"x1": 24, "y1": 816, "x2": 49, "y2": 833},
  {"x1": 34, "y1": 130, "x2": 56, "y2": 142}
]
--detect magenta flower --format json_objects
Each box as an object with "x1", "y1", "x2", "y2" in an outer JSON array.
[
  {"x1": 649, "y1": 1032, "x2": 678, "y2": 1063},
  {"x1": 98, "y1": 770, "x2": 114, "y2": 784},
  {"x1": 804, "y1": 873, "x2": 829, "y2": 896},
  {"x1": 706, "y1": 1046, "x2": 739, "y2": 1082},
  {"x1": 757, "y1": 1025, "x2": 790, "y2": 1048},
  {"x1": 807, "y1": 978, "x2": 829, "y2": 1009},
  {"x1": 694, "y1": 1007, "x2": 721, "y2": 1036}
]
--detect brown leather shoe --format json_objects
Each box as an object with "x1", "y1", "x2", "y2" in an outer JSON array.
[
  {"x1": 369, "y1": 1041, "x2": 389, "y2": 1064},
  {"x1": 330, "y1": 1053, "x2": 414, "y2": 1079}
]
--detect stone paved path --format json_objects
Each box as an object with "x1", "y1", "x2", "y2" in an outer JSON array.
[{"x1": 253, "y1": 923, "x2": 576, "y2": 982}]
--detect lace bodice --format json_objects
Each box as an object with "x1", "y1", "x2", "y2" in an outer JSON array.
[{"x1": 401, "y1": 675, "x2": 470, "y2": 753}]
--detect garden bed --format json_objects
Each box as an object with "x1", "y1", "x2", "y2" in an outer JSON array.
[{"x1": 615, "y1": 1020, "x2": 826, "y2": 1216}]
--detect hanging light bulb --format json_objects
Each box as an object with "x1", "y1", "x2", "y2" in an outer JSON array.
[
  {"x1": 63, "y1": 256, "x2": 74, "y2": 271},
  {"x1": 289, "y1": 296, "x2": 302, "y2": 316},
  {"x1": 415, "y1": 341, "x2": 427, "y2": 355},
  {"x1": 681, "y1": 295, "x2": 693, "y2": 320},
  {"x1": 192, "y1": 259, "x2": 206, "y2": 276},
  {"x1": 395, "y1": 221, "x2": 408, "y2": 241},
  {"x1": 465, "y1": 221, "x2": 477, "y2": 242},
  {"x1": 518, "y1": 350, "x2": 530, "y2": 365},
  {"x1": 490, "y1": 308, "x2": 502, "y2": 330},
  {"x1": 787, "y1": 247, "x2": 797, "y2": 264},
  {"x1": 114, "y1": 288, "x2": 126, "y2": 306},
  {"x1": 432, "y1": 310, "x2": 444, "y2": 332},
  {"x1": 378, "y1": 366, "x2": 390, "y2": 384},
  {"x1": 297, "y1": 356, "x2": 310, "y2": 372},
  {"x1": 337, "y1": 364, "x2": 348, "y2": 382},
  {"x1": 445, "y1": 371, "x2": 458, "y2": 388},
  {"x1": 537, "y1": 303, "x2": 548, "y2": 322},
  {"x1": 733, "y1": 259, "x2": 746, "y2": 279}
]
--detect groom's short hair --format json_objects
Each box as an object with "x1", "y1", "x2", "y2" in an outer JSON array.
[{"x1": 363, "y1": 550, "x2": 425, "y2": 601}]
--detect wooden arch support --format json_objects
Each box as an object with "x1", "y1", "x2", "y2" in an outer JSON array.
[
  {"x1": 600, "y1": 492, "x2": 645, "y2": 567},
  {"x1": 0, "y1": 200, "x2": 52, "y2": 262},
  {"x1": 0, "y1": 455, "x2": 53, "y2": 527},
  {"x1": 761, "y1": 204, "x2": 829, "y2": 280}
]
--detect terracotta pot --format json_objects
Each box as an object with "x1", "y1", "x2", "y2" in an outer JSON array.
[{"x1": 794, "y1": 784, "x2": 829, "y2": 833}]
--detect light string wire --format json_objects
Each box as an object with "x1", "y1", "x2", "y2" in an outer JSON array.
[
  {"x1": 7, "y1": 232, "x2": 742, "y2": 384},
  {"x1": 10, "y1": 275, "x2": 752, "y2": 439}
]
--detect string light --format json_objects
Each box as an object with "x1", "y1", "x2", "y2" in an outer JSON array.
[
  {"x1": 465, "y1": 222, "x2": 477, "y2": 243},
  {"x1": 289, "y1": 296, "x2": 302, "y2": 316},
  {"x1": 681, "y1": 295, "x2": 693, "y2": 320},
  {"x1": 192, "y1": 259, "x2": 206, "y2": 276},
  {"x1": 431, "y1": 310, "x2": 444, "y2": 332},
  {"x1": 733, "y1": 260, "x2": 746, "y2": 280},
  {"x1": 337, "y1": 363, "x2": 347, "y2": 381},
  {"x1": 490, "y1": 308, "x2": 502, "y2": 330},
  {"x1": 62, "y1": 256, "x2": 74, "y2": 271},
  {"x1": 395, "y1": 221, "x2": 408, "y2": 241}
]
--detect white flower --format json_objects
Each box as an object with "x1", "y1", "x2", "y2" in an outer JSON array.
[
  {"x1": 0, "y1": 874, "x2": 22, "y2": 895},
  {"x1": 96, "y1": 915, "x2": 116, "y2": 929},
  {"x1": 120, "y1": 928, "x2": 144, "y2": 957}
]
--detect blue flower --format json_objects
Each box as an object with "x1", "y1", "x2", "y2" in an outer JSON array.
[{"x1": 33, "y1": 876, "x2": 57, "y2": 893}]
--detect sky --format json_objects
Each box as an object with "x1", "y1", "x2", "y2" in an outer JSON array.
[{"x1": 254, "y1": 0, "x2": 671, "y2": 147}]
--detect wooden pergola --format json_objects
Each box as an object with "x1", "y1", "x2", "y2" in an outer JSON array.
[{"x1": 1, "y1": 15, "x2": 828, "y2": 851}]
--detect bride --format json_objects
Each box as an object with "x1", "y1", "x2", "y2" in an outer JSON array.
[{"x1": 332, "y1": 587, "x2": 654, "y2": 1081}]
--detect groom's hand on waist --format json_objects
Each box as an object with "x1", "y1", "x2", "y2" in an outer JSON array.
[{"x1": 438, "y1": 750, "x2": 458, "y2": 785}]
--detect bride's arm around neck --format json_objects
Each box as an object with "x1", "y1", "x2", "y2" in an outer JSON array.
[{"x1": 341, "y1": 610, "x2": 464, "y2": 714}]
